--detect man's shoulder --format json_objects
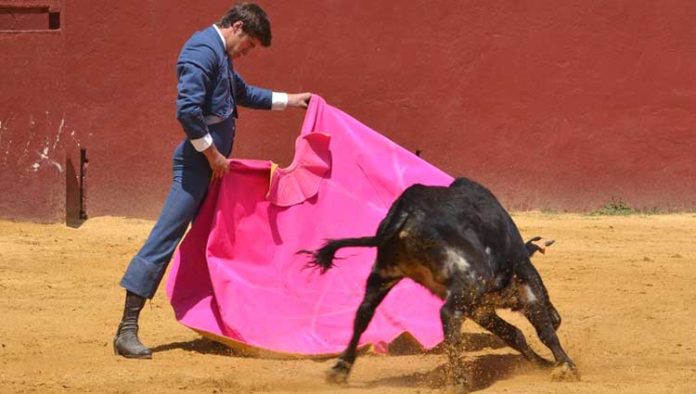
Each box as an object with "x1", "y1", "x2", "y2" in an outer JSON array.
[
  {"x1": 184, "y1": 26, "x2": 221, "y2": 49},
  {"x1": 179, "y1": 26, "x2": 224, "y2": 63}
]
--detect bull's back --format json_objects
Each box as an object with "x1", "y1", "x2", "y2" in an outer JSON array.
[
  {"x1": 449, "y1": 178, "x2": 527, "y2": 251},
  {"x1": 396, "y1": 179, "x2": 528, "y2": 271}
]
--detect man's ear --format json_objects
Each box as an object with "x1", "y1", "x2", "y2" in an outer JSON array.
[{"x1": 231, "y1": 20, "x2": 244, "y2": 33}]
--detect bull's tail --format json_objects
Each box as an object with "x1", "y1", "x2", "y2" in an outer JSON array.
[
  {"x1": 297, "y1": 192, "x2": 410, "y2": 274},
  {"x1": 301, "y1": 196, "x2": 411, "y2": 274},
  {"x1": 300, "y1": 236, "x2": 379, "y2": 273}
]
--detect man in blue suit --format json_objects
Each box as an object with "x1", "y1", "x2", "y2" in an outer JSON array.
[{"x1": 114, "y1": 3, "x2": 311, "y2": 359}]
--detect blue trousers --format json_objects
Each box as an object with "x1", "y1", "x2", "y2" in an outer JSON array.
[{"x1": 120, "y1": 117, "x2": 236, "y2": 298}]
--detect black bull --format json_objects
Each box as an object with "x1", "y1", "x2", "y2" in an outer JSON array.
[{"x1": 302, "y1": 177, "x2": 579, "y2": 387}]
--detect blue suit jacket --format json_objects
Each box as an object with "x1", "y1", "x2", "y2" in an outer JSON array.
[{"x1": 175, "y1": 26, "x2": 272, "y2": 140}]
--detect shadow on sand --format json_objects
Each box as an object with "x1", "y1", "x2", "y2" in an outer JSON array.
[
  {"x1": 388, "y1": 331, "x2": 509, "y2": 356},
  {"x1": 152, "y1": 331, "x2": 508, "y2": 357},
  {"x1": 364, "y1": 353, "x2": 530, "y2": 392},
  {"x1": 151, "y1": 337, "x2": 337, "y2": 360},
  {"x1": 153, "y1": 332, "x2": 533, "y2": 391},
  {"x1": 150, "y1": 338, "x2": 241, "y2": 356}
]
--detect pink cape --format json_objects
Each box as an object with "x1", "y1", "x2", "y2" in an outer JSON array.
[{"x1": 166, "y1": 95, "x2": 453, "y2": 357}]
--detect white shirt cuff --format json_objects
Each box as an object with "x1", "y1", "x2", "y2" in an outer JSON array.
[
  {"x1": 272, "y1": 92, "x2": 288, "y2": 111},
  {"x1": 190, "y1": 133, "x2": 213, "y2": 152}
]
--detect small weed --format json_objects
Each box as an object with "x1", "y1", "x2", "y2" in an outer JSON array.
[
  {"x1": 590, "y1": 198, "x2": 637, "y2": 216},
  {"x1": 589, "y1": 198, "x2": 662, "y2": 215}
]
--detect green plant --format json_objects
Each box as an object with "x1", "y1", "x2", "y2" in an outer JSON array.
[
  {"x1": 590, "y1": 197, "x2": 636, "y2": 216},
  {"x1": 540, "y1": 207, "x2": 559, "y2": 215}
]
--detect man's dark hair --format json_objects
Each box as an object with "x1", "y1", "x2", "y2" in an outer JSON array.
[{"x1": 218, "y1": 3, "x2": 271, "y2": 47}]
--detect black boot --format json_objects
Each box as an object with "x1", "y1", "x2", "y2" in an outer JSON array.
[{"x1": 113, "y1": 291, "x2": 152, "y2": 359}]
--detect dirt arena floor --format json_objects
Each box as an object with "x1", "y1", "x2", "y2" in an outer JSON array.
[{"x1": 1, "y1": 213, "x2": 695, "y2": 393}]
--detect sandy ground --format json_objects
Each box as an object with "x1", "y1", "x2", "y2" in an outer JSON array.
[{"x1": 1, "y1": 213, "x2": 695, "y2": 393}]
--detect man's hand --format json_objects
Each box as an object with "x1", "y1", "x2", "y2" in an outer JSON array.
[
  {"x1": 202, "y1": 145, "x2": 230, "y2": 181},
  {"x1": 287, "y1": 92, "x2": 312, "y2": 109}
]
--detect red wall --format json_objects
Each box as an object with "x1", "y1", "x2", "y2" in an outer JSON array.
[{"x1": 2, "y1": 0, "x2": 695, "y2": 221}]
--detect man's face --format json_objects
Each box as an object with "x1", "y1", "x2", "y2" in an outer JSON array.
[{"x1": 226, "y1": 22, "x2": 260, "y2": 60}]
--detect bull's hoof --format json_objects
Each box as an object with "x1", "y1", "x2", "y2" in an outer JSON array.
[
  {"x1": 550, "y1": 362, "x2": 581, "y2": 382},
  {"x1": 325, "y1": 360, "x2": 352, "y2": 384}
]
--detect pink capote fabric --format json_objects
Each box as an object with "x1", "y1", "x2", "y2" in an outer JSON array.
[{"x1": 166, "y1": 95, "x2": 453, "y2": 356}]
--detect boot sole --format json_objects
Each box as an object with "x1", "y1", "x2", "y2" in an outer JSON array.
[
  {"x1": 118, "y1": 352, "x2": 153, "y2": 359},
  {"x1": 113, "y1": 341, "x2": 153, "y2": 359}
]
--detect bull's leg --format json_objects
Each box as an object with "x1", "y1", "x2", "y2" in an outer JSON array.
[
  {"x1": 523, "y1": 301, "x2": 580, "y2": 381},
  {"x1": 440, "y1": 285, "x2": 471, "y2": 390},
  {"x1": 548, "y1": 302, "x2": 562, "y2": 331},
  {"x1": 515, "y1": 262, "x2": 578, "y2": 380},
  {"x1": 470, "y1": 308, "x2": 552, "y2": 367},
  {"x1": 326, "y1": 271, "x2": 400, "y2": 384}
]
